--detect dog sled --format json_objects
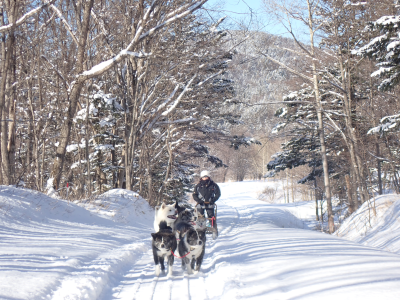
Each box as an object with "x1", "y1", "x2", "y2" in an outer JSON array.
[{"x1": 198, "y1": 203, "x2": 218, "y2": 240}]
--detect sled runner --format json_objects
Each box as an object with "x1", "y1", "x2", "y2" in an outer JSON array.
[{"x1": 199, "y1": 203, "x2": 218, "y2": 240}]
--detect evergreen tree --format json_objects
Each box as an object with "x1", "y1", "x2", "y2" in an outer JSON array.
[
  {"x1": 71, "y1": 88, "x2": 124, "y2": 194},
  {"x1": 355, "y1": 2, "x2": 400, "y2": 91}
]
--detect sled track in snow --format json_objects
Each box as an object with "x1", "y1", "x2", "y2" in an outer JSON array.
[
  {"x1": 200, "y1": 275, "x2": 210, "y2": 300},
  {"x1": 130, "y1": 263, "x2": 155, "y2": 300},
  {"x1": 198, "y1": 202, "x2": 240, "y2": 278},
  {"x1": 149, "y1": 273, "x2": 160, "y2": 300},
  {"x1": 166, "y1": 276, "x2": 173, "y2": 300},
  {"x1": 108, "y1": 200, "x2": 239, "y2": 300},
  {"x1": 216, "y1": 200, "x2": 240, "y2": 237},
  {"x1": 183, "y1": 274, "x2": 191, "y2": 300}
]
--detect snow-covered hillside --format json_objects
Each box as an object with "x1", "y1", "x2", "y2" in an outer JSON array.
[{"x1": 1, "y1": 182, "x2": 400, "y2": 299}]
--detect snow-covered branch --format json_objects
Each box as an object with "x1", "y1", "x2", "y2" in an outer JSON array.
[
  {"x1": 162, "y1": 74, "x2": 197, "y2": 117},
  {"x1": 258, "y1": 51, "x2": 313, "y2": 82},
  {"x1": 323, "y1": 76, "x2": 346, "y2": 93},
  {"x1": 82, "y1": 51, "x2": 151, "y2": 77},
  {"x1": 141, "y1": 66, "x2": 179, "y2": 114},
  {"x1": 368, "y1": 114, "x2": 400, "y2": 135},
  {"x1": 140, "y1": 74, "x2": 197, "y2": 137},
  {"x1": 0, "y1": 0, "x2": 55, "y2": 33},
  {"x1": 156, "y1": 118, "x2": 197, "y2": 125},
  {"x1": 197, "y1": 70, "x2": 224, "y2": 86},
  {"x1": 238, "y1": 101, "x2": 314, "y2": 106},
  {"x1": 325, "y1": 91, "x2": 344, "y2": 99},
  {"x1": 80, "y1": 0, "x2": 207, "y2": 80},
  {"x1": 323, "y1": 111, "x2": 349, "y2": 148},
  {"x1": 154, "y1": 85, "x2": 180, "y2": 114}
]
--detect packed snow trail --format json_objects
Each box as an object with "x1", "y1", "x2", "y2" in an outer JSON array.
[
  {"x1": 1, "y1": 182, "x2": 400, "y2": 299},
  {"x1": 106, "y1": 182, "x2": 400, "y2": 300}
]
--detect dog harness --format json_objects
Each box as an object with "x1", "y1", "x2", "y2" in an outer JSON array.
[
  {"x1": 170, "y1": 249, "x2": 191, "y2": 258},
  {"x1": 171, "y1": 229, "x2": 202, "y2": 259}
]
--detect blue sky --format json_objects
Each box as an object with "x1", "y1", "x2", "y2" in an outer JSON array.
[
  {"x1": 204, "y1": 0, "x2": 309, "y2": 41},
  {"x1": 204, "y1": 0, "x2": 266, "y2": 29},
  {"x1": 205, "y1": 0, "x2": 263, "y2": 15}
]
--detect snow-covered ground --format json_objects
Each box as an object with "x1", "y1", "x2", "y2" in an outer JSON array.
[
  {"x1": 0, "y1": 187, "x2": 153, "y2": 299},
  {"x1": 335, "y1": 193, "x2": 400, "y2": 254},
  {"x1": 1, "y1": 181, "x2": 400, "y2": 299}
]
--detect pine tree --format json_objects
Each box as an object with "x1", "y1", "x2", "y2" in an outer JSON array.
[{"x1": 355, "y1": 2, "x2": 400, "y2": 91}]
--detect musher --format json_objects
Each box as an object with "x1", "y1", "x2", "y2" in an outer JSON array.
[{"x1": 192, "y1": 170, "x2": 221, "y2": 228}]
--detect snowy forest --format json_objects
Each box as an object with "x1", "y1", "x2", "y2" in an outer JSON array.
[
  {"x1": 4, "y1": 1, "x2": 400, "y2": 298},
  {"x1": 0, "y1": 0, "x2": 252, "y2": 205},
  {"x1": 2, "y1": 0, "x2": 400, "y2": 234}
]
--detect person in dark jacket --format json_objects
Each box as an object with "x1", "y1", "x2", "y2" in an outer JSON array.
[{"x1": 192, "y1": 170, "x2": 221, "y2": 222}]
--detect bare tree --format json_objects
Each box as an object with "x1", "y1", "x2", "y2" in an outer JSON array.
[{"x1": 261, "y1": 0, "x2": 334, "y2": 232}]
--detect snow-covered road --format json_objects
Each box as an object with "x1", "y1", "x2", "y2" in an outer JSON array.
[
  {"x1": 109, "y1": 182, "x2": 400, "y2": 300},
  {"x1": 1, "y1": 182, "x2": 400, "y2": 299}
]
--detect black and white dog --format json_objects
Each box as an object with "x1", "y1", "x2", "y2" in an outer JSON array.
[
  {"x1": 151, "y1": 221, "x2": 177, "y2": 276},
  {"x1": 176, "y1": 221, "x2": 206, "y2": 274},
  {"x1": 174, "y1": 202, "x2": 207, "y2": 231}
]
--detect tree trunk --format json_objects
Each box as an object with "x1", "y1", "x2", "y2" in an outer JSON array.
[
  {"x1": 158, "y1": 125, "x2": 174, "y2": 203},
  {"x1": 307, "y1": 0, "x2": 334, "y2": 233},
  {"x1": 51, "y1": 0, "x2": 94, "y2": 190},
  {"x1": 314, "y1": 179, "x2": 319, "y2": 221},
  {"x1": 85, "y1": 91, "x2": 91, "y2": 196},
  {"x1": 376, "y1": 143, "x2": 383, "y2": 195},
  {"x1": 345, "y1": 174, "x2": 355, "y2": 214},
  {"x1": 0, "y1": 1, "x2": 17, "y2": 185},
  {"x1": 28, "y1": 74, "x2": 41, "y2": 190},
  {"x1": 7, "y1": 72, "x2": 16, "y2": 184},
  {"x1": 291, "y1": 174, "x2": 294, "y2": 202}
]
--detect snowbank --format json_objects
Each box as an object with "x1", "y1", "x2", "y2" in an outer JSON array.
[
  {"x1": 335, "y1": 194, "x2": 400, "y2": 254},
  {"x1": 0, "y1": 186, "x2": 154, "y2": 300},
  {"x1": 75, "y1": 188, "x2": 154, "y2": 226}
]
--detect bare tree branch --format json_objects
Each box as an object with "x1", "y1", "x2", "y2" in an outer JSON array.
[{"x1": 0, "y1": 0, "x2": 55, "y2": 33}]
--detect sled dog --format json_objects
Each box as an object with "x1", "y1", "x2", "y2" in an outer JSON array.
[
  {"x1": 174, "y1": 202, "x2": 192, "y2": 226},
  {"x1": 174, "y1": 208, "x2": 206, "y2": 239},
  {"x1": 175, "y1": 201, "x2": 187, "y2": 215},
  {"x1": 151, "y1": 221, "x2": 177, "y2": 276},
  {"x1": 174, "y1": 209, "x2": 194, "y2": 237},
  {"x1": 176, "y1": 223, "x2": 206, "y2": 274},
  {"x1": 174, "y1": 203, "x2": 206, "y2": 232},
  {"x1": 154, "y1": 202, "x2": 177, "y2": 232},
  {"x1": 192, "y1": 207, "x2": 207, "y2": 231}
]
